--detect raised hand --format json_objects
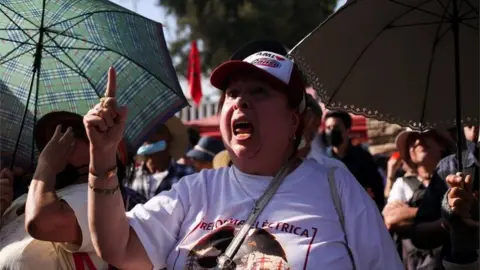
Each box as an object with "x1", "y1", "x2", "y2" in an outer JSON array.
[
  {"x1": 446, "y1": 173, "x2": 478, "y2": 227},
  {"x1": 36, "y1": 125, "x2": 76, "y2": 176},
  {"x1": 83, "y1": 67, "x2": 128, "y2": 152}
]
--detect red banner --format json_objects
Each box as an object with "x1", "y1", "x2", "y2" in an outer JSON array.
[{"x1": 187, "y1": 40, "x2": 202, "y2": 105}]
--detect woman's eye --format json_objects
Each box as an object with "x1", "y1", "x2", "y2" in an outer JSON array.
[
  {"x1": 226, "y1": 89, "x2": 239, "y2": 99},
  {"x1": 251, "y1": 87, "x2": 268, "y2": 95}
]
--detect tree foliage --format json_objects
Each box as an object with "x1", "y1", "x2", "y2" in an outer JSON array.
[{"x1": 158, "y1": 0, "x2": 337, "y2": 76}]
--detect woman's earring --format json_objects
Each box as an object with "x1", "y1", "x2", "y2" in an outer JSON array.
[{"x1": 292, "y1": 134, "x2": 297, "y2": 141}]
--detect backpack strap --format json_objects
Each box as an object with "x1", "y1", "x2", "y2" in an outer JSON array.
[{"x1": 327, "y1": 167, "x2": 357, "y2": 270}]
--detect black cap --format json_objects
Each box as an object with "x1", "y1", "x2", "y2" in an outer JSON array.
[{"x1": 230, "y1": 39, "x2": 289, "y2": 60}]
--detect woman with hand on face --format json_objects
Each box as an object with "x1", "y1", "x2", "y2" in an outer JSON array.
[
  {"x1": 0, "y1": 112, "x2": 111, "y2": 269},
  {"x1": 0, "y1": 111, "x2": 145, "y2": 270},
  {"x1": 85, "y1": 43, "x2": 402, "y2": 270}
]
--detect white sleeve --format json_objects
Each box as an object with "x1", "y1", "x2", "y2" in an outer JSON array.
[
  {"x1": 387, "y1": 178, "x2": 406, "y2": 203},
  {"x1": 126, "y1": 176, "x2": 191, "y2": 269},
  {"x1": 335, "y1": 168, "x2": 403, "y2": 270},
  {"x1": 56, "y1": 184, "x2": 93, "y2": 253}
]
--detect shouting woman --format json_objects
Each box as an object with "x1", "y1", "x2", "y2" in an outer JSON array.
[{"x1": 84, "y1": 44, "x2": 402, "y2": 269}]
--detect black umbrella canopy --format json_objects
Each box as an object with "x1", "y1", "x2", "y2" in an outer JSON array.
[{"x1": 290, "y1": 0, "x2": 479, "y2": 170}]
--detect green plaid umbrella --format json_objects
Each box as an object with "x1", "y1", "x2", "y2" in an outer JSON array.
[{"x1": 0, "y1": 0, "x2": 188, "y2": 169}]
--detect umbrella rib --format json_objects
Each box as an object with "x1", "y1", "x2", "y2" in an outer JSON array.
[
  {"x1": 0, "y1": 46, "x2": 36, "y2": 66},
  {"x1": 0, "y1": 3, "x2": 39, "y2": 28},
  {"x1": 41, "y1": 46, "x2": 101, "y2": 98},
  {"x1": 458, "y1": 20, "x2": 478, "y2": 30},
  {"x1": 42, "y1": 14, "x2": 94, "y2": 46},
  {"x1": 0, "y1": 8, "x2": 38, "y2": 45},
  {"x1": 460, "y1": 8, "x2": 477, "y2": 18},
  {"x1": 43, "y1": 31, "x2": 101, "y2": 98},
  {"x1": 461, "y1": 0, "x2": 479, "y2": 15},
  {"x1": 45, "y1": 10, "x2": 149, "y2": 29},
  {"x1": 435, "y1": 0, "x2": 454, "y2": 17},
  {"x1": 389, "y1": 20, "x2": 454, "y2": 28},
  {"x1": 388, "y1": 0, "x2": 445, "y2": 19},
  {"x1": 41, "y1": 45, "x2": 109, "y2": 52},
  {"x1": 0, "y1": 28, "x2": 38, "y2": 31},
  {"x1": 419, "y1": 0, "x2": 452, "y2": 126},
  {"x1": 326, "y1": 0, "x2": 435, "y2": 105},
  {"x1": 44, "y1": 30, "x2": 181, "y2": 100},
  {"x1": 44, "y1": 13, "x2": 93, "y2": 29},
  {"x1": 0, "y1": 36, "x2": 37, "y2": 46}
]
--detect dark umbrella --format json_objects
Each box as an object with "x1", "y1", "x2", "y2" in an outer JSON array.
[{"x1": 290, "y1": 0, "x2": 478, "y2": 170}]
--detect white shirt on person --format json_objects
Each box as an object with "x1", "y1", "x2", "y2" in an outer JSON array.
[
  {"x1": 0, "y1": 184, "x2": 108, "y2": 270},
  {"x1": 126, "y1": 159, "x2": 402, "y2": 270},
  {"x1": 387, "y1": 176, "x2": 426, "y2": 203}
]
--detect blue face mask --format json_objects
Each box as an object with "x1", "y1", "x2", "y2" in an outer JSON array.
[{"x1": 137, "y1": 140, "x2": 167, "y2": 156}]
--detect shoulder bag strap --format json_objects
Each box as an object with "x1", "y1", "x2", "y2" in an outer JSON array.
[
  {"x1": 216, "y1": 157, "x2": 301, "y2": 269},
  {"x1": 327, "y1": 166, "x2": 357, "y2": 270}
]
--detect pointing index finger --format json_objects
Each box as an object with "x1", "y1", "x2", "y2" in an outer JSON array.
[{"x1": 105, "y1": 66, "x2": 117, "y2": 98}]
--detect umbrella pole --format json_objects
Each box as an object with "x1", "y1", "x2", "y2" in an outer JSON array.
[{"x1": 452, "y1": 0, "x2": 464, "y2": 173}]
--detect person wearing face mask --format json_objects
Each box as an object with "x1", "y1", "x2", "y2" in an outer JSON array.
[
  {"x1": 0, "y1": 111, "x2": 146, "y2": 269},
  {"x1": 127, "y1": 116, "x2": 194, "y2": 200},
  {"x1": 297, "y1": 95, "x2": 348, "y2": 169},
  {"x1": 323, "y1": 110, "x2": 386, "y2": 211}
]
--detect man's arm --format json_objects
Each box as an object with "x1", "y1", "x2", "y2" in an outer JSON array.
[
  {"x1": 406, "y1": 219, "x2": 450, "y2": 249},
  {"x1": 383, "y1": 203, "x2": 418, "y2": 231}
]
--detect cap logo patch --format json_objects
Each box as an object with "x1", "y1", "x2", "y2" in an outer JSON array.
[{"x1": 251, "y1": 58, "x2": 281, "y2": 68}]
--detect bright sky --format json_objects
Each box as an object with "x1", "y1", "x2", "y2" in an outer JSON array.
[{"x1": 108, "y1": 0, "x2": 348, "y2": 99}]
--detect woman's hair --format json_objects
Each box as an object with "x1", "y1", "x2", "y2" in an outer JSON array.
[{"x1": 324, "y1": 110, "x2": 352, "y2": 130}]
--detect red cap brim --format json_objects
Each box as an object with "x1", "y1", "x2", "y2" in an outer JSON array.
[{"x1": 210, "y1": 60, "x2": 288, "y2": 91}]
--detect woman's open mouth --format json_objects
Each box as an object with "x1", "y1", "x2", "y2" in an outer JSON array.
[{"x1": 233, "y1": 120, "x2": 254, "y2": 140}]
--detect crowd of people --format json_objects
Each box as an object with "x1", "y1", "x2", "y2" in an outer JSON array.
[{"x1": 0, "y1": 40, "x2": 478, "y2": 270}]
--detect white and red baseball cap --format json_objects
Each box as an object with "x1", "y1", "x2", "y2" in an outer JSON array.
[{"x1": 210, "y1": 50, "x2": 306, "y2": 112}]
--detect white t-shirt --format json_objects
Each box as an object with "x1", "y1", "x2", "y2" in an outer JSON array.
[
  {"x1": 387, "y1": 177, "x2": 423, "y2": 203},
  {"x1": 127, "y1": 159, "x2": 402, "y2": 270},
  {"x1": 0, "y1": 184, "x2": 108, "y2": 270}
]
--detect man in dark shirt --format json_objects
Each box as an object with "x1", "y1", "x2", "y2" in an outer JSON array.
[{"x1": 324, "y1": 110, "x2": 385, "y2": 210}]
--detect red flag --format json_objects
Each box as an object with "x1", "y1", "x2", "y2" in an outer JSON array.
[{"x1": 188, "y1": 40, "x2": 202, "y2": 105}]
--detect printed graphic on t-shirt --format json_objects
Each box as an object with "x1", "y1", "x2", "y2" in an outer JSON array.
[{"x1": 184, "y1": 224, "x2": 290, "y2": 270}]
